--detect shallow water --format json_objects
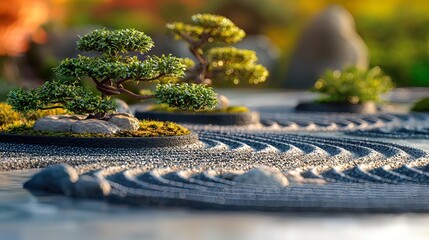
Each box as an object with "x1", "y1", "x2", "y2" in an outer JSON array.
[{"x1": 1, "y1": 170, "x2": 429, "y2": 240}]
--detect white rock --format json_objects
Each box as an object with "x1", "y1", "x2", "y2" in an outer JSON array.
[
  {"x1": 233, "y1": 167, "x2": 289, "y2": 187},
  {"x1": 33, "y1": 115, "x2": 79, "y2": 132},
  {"x1": 71, "y1": 119, "x2": 120, "y2": 134},
  {"x1": 108, "y1": 114, "x2": 139, "y2": 131}
]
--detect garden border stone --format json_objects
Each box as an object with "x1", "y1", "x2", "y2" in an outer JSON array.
[{"x1": 0, "y1": 132, "x2": 199, "y2": 148}]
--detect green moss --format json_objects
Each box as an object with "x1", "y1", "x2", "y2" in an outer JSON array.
[
  {"x1": 0, "y1": 103, "x2": 21, "y2": 125},
  {"x1": 117, "y1": 120, "x2": 190, "y2": 137},
  {"x1": 148, "y1": 103, "x2": 249, "y2": 113},
  {"x1": 0, "y1": 102, "x2": 67, "y2": 126},
  {"x1": 0, "y1": 120, "x2": 190, "y2": 138},
  {"x1": 411, "y1": 97, "x2": 429, "y2": 112}
]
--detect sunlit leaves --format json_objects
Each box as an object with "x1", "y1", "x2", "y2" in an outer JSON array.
[
  {"x1": 77, "y1": 29, "x2": 154, "y2": 54},
  {"x1": 167, "y1": 14, "x2": 269, "y2": 87},
  {"x1": 7, "y1": 81, "x2": 117, "y2": 114},
  {"x1": 155, "y1": 83, "x2": 218, "y2": 111},
  {"x1": 207, "y1": 47, "x2": 269, "y2": 85},
  {"x1": 312, "y1": 66, "x2": 394, "y2": 104},
  {"x1": 166, "y1": 14, "x2": 245, "y2": 44}
]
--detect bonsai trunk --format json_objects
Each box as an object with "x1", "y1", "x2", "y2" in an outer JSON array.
[
  {"x1": 86, "y1": 112, "x2": 108, "y2": 120},
  {"x1": 189, "y1": 46, "x2": 209, "y2": 84}
]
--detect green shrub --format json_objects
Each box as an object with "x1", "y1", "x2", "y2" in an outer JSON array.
[
  {"x1": 411, "y1": 97, "x2": 429, "y2": 112},
  {"x1": 312, "y1": 66, "x2": 394, "y2": 104},
  {"x1": 7, "y1": 28, "x2": 218, "y2": 118}
]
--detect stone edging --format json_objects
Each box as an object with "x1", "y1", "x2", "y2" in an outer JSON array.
[
  {"x1": 0, "y1": 132, "x2": 199, "y2": 148},
  {"x1": 134, "y1": 111, "x2": 260, "y2": 126},
  {"x1": 295, "y1": 101, "x2": 378, "y2": 114}
]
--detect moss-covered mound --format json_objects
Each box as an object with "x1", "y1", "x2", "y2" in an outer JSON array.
[
  {"x1": 0, "y1": 120, "x2": 190, "y2": 138},
  {"x1": 148, "y1": 103, "x2": 249, "y2": 113},
  {"x1": 411, "y1": 97, "x2": 429, "y2": 112}
]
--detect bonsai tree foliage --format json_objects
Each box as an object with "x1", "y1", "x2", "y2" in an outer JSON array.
[
  {"x1": 312, "y1": 66, "x2": 394, "y2": 104},
  {"x1": 166, "y1": 14, "x2": 269, "y2": 101},
  {"x1": 7, "y1": 29, "x2": 218, "y2": 119}
]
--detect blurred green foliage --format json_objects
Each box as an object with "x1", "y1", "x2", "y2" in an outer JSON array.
[
  {"x1": 312, "y1": 66, "x2": 394, "y2": 104},
  {"x1": 3, "y1": 0, "x2": 429, "y2": 88},
  {"x1": 357, "y1": 15, "x2": 429, "y2": 87},
  {"x1": 411, "y1": 97, "x2": 429, "y2": 112}
]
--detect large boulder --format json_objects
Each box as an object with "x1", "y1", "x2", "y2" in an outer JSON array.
[
  {"x1": 233, "y1": 167, "x2": 289, "y2": 187},
  {"x1": 70, "y1": 119, "x2": 120, "y2": 134},
  {"x1": 284, "y1": 5, "x2": 368, "y2": 89},
  {"x1": 23, "y1": 164, "x2": 79, "y2": 195}
]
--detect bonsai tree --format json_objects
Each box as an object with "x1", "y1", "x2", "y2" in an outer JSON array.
[
  {"x1": 312, "y1": 66, "x2": 394, "y2": 104},
  {"x1": 166, "y1": 14, "x2": 269, "y2": 109},
  {"x1": 7, "y1": 29, "x2": 218, "y2": 119}
]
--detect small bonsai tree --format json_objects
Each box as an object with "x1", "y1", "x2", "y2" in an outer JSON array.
[
  {"x1": 312, "y1": 66, "x2": 394, "y2": 104},
  {"x1": 166, "y1": 14, "x2": 269, "y2": 109},
  {"x1": 7, "y1": 29, "x2": 218, "y2": 119}
]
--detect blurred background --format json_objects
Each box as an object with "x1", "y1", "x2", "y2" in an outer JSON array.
[{"x1": 1, "y1": 0, "x2": 429, "y2": 100}]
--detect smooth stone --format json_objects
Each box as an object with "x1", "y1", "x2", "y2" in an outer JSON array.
[
  {"x1": 33, "y1": 115, "x2": 79, "y2": 132},
  {"x1": 285, "y1": 5, "x2": 368, "y2": 89},
  {"x1": 23, "y1": 164, "x2": 79, "y2": 195},
  {"x1": 108, "y1": 114, "x2": 139, "y2": 131},
  {"x1": 233, "y1": 167, "x2": 289, "y2": 187},
  {"x1": 71, "y1": 119, "x2": 120, "y2": 134},
  {"x1": 114, "y1": 99, "x2": 132, "y2": 114},
  {"x1": 72, "y1": 175, "x2": 111, "y2": 198}
]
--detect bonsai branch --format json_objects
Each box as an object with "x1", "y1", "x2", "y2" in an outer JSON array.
[
  {"x1": 116, "y1": 74, "x2": 166, "y2": 85},
  {"x1": 116, "y1": 87, "x2": 155, "y2": 100},
  {"x1": 39, "y1": 106, "x2": 66, "y2": 110}
]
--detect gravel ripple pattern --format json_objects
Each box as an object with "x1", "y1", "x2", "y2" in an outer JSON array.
[{"x1": 2, "y1": 111, "x2": 429, "y2": 212}]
